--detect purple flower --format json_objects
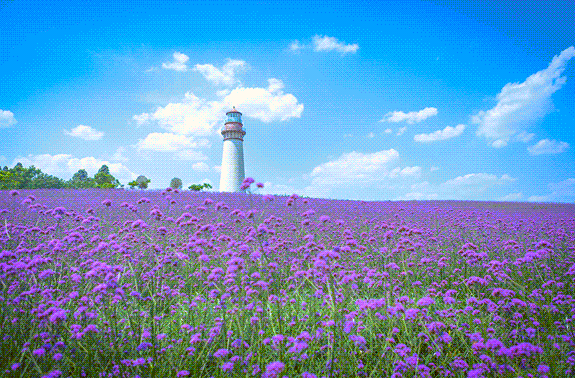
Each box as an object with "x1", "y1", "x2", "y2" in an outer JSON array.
[
  {"x1": 33, "y1": 347, "x2": 46, "y2": 356},
  {"x1": 221, "y1": 362, "x2": 234, "y2": 372},
  {"x1": 214, "y1": 348, "x2": 230, "y2": 358},
  {"x1": 538, "y1": 365, "x2": 550, "y2": 374},
  {"x1": 176, "y1": 371, "x2": 189, "y2": 377},
  {"x1": 416, "y1": 297, "x2": 435, "y2": 307},
  {"x1": 264, "y1": 361, "x2": 285, "y2": 378}
]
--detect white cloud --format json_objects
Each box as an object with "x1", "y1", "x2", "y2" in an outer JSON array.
[
  {"x1": 524, "y1": 178, "x2": 575, "y2": 203},
  {"x1": 312, "y1": 35, "x2": 359, "y2": 54},
  {"x1": 383, "y1": 128, "x2": 392, "y2": 134},
  {"x1": 396, "y1": 127, "x2": 407, "y2": 136},
  {"x1": 527, "y1": 139, "x2": 569, "y2": 155},
  {"x1": 430, "y1": 166, "x2": 439, "y2": 172},
  {"x1": 135, "y1": 133, "x2": 210, "y2": 152},
  {"x1": 414, "y1": 124, "x2": 465, "y2": 143},
  {"x1": 213, "y1": 165, "x2": 221, "y2": 173},
  {"x1": 11, "y1": 154, "x2": 137, "y2": 183},
  {"x1": 63, "y1": 125, "x2": 104, "y2": 140},
  {"x1": 110, "y1": 146, "x2": 129, "y2": 162},
  {"x1": 381, "y1": 107, "x2": 438, "y2": 124},
  {"x1": 303, "y1": 149, "x2": 421, "y2": 198},
  {"x1": 174, "y1": 150, "x2": 209, "y2": 161},
  {"x1": 389, "y1": 166, "x2": 423, "y2": 178},
  {"x1": 222, "y1": 79, "x2": 304, "y2": 122},
  {"x1": 162, "y1": 51, "x2": 190, "y2": 72},
  {"x1": 527, "y1": 195, "x2": 551, "y2": 203},
  {"x1": 473, "y1": 46, "x2": 575, "y2": 146},
  {"x1": 290, "y1": 40, "x2": 304, "y2": 52},
  {"x1": 442, "y1": 173, "x2": 515, "y2": 187},
  {"x1": 492, "y1": 139, "x2": 508, "y2": 148},
  {"x1": 192, "y1": 162, "x2": 210, "y2": 172},
  {"x1": 0, "y1": 110, "x2": 17, "y2": 128},
  {"x1": 515, "y1": 131, "x2": 535, "y2": 142},
  {"x1": 133, "y1": 78, "x2": 303, "y2": 135},
  {"x1": 193, "y1": 59, "x2": 247, "y2": 86},
  {"x1": 133, "y1": 92, "x2": 225, "y2": 135},
  {"x1": 367, "y1": 132, "x2": 375, "y2": 138},
  {"x1": 499, "y1": 192, "x2": 523, "y2": 201},
  {"x1": 399, "y1": 173, "x2": 515, "y2": 201},
  {"x1": 260, "y1": 181, "x2": 299, "y2": 196},
  {"x1": 216, "y1": 89, "x2": 231, "y2": 97}
]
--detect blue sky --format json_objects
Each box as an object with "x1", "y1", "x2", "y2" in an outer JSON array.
[{"x1": 1, "y1": 0, "x2": 574, "y2": 202}]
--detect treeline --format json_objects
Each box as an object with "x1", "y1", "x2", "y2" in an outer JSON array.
[{"x1": 0, "y1": 163, "x2": 211, "y2": 191}]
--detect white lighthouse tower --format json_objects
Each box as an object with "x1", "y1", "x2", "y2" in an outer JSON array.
[{"x1": 219, "y1": 106, "x2": 246, "y2": 192}]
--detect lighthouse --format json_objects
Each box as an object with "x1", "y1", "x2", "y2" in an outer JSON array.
[{"x1": 219, "y1": 106, "x2": 246, "y2": 192}]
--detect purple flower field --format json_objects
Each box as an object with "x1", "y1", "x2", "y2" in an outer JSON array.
[{"x1": 1, "y1": 186, "x2": 574, "y2": 378}]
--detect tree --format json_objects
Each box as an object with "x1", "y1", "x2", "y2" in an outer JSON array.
[
  {"x1": 94, "y1": 165, "x2": 120, "y2": 188},
  {"x1": 72, "y1": 169, "x2": 89, "y2": 182},
  {"x1": 0, "y1": 164, "x2": 66, "y2": 189},
  {"x1": 170, "y1": 177, "x2": 183, "y2": 189},
  {"x1": 136, "y1": 175, "x2": 151, "y2": 189},
  {"x1": 97, "y1": 165, "x2": 110, "y2": 176},
  {"x1": 68, "y1": 169, "x2": 97, "y2": 189},
  {"x1": 188, "y1": 182, "x2": 212, "y2": 191}
]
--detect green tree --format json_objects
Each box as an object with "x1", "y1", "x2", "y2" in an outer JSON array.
[
  {"x1": 94, "y1": 165, "x2": 120, "y2": 188},
  {"x1": 67, "y1": 169, "x2": 97, "y2": 189},
  {"x1": 170, "y1": 177, "x2": 183, "y2": 189},
  {"x1": 0, "y1": 164, "x2": 66, "y2": 189},
  {"x1": 188, "y1": 182, "x2": 212, "y2": 191},
  {"x1": 136, "y1": 175, "x2": 151, "y2": 189}
]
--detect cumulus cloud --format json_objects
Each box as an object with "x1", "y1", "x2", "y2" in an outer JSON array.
[
  {"x1": 549, "y1": 178, "x2": 575, "y2": 199},
  {"x1": 383, "y1": 128, "x2": 392, "y2": 134},
  {"x1": 174, "y1": 150, "x2": 209, "y2": 161},
  {"x1": 110, "y1": 146, "x2": 129, "y2": 162},
  {"x1": 398, "y1": 173, "x2": 515, "y2": 201},
  {"x1": 527, "y1": 195, "x2": 551, "y2": 203},
  {"x1": 193, "y1": 59, "x2": 247, "y2": 86},
  {"x1": 528, "y1": 178, "x2": 575, "y2": 203},
  {"x1": 396, "y1": 127, "x2": 407, "y2": 136},
  {"x1": 499, "y1": 192, "x2": 523, "y2": 201},
  {"x1": 302, "y1": 149, "x2": 421, "y2": 198},
  {"x1": 473, "y1": 46, "x2": 575, "y2": 146},
  {"x1": 162, "y1": 51, "x2": 190, "y2": 72},
  {"x1": 0, "y1": 110, "x2": 17, "y2": 128},
  {"x1": 133, "y1": 78, "x2": 303, "y2": 135},
  {"x1": 222, "y1": 78, "x2": 304, "y2": 122},
  {"x1": 381, "y1": 107, "x2": 438, "y2": 124},
  {"x1": 414, "y1": 124, "x2": 465, "y2": 143},
  {"x1": 527, "y1": 139, "x2": 570, "y2": 155},
  {"x1": 133, "y1": 92, "x2": 225, "y2": 135},
  {"x1": 290, "y1": 40, "x2": 304, "y2": 52},
  {"x1": 312, "y1": 35, "x2": 359, "y2": 54},
  {"x1": 192, "y1": 162, "x2": 210, "y2": 172},
  {"x1": 11, "y1": 154, "x2": 137, "y2": 183},
  {"x1": 515, "y1": 131, "x2": 535, "y2": 143},
  {"x1": 63, "y1": 125, "x2": 104, "y2": 140},
  {"x1": 135, "y1": 132, "x2": 210, "y2": 152}
]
